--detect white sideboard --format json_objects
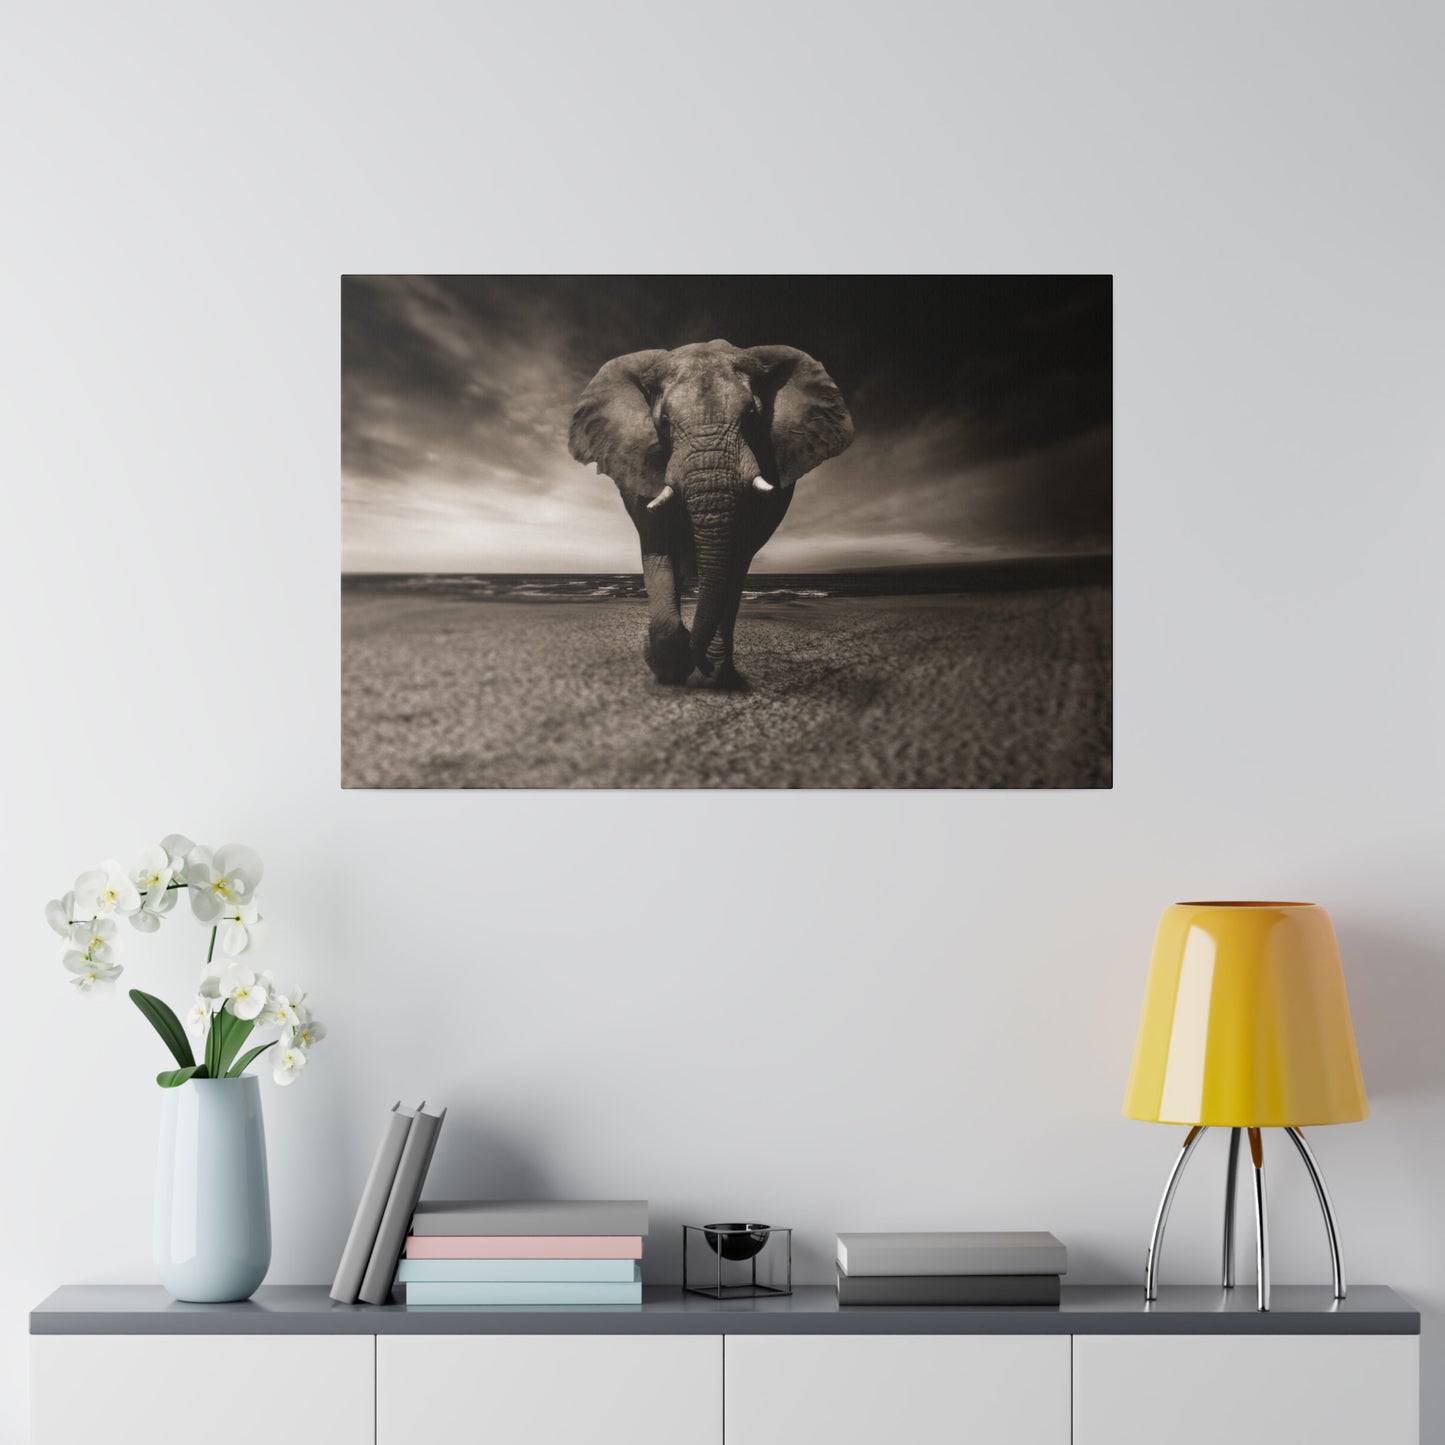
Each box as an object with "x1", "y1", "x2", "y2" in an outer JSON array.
[
  {"x1": 1074, "y1": 1333, "x2": 1419, "y2": 1445},
  {"x1": 31, "y1": 1335, "x2": 374, "y2": 1445},
  {"x1": 377, "y1": 1334, "x2": 720, "y2": 1445},
  {"x1": 30, "y1": 1284, "x2": 1421, "y2": 1445},
  {"x1": 725, "y1": 1334, "x2": 1070, "y2": 1445}
]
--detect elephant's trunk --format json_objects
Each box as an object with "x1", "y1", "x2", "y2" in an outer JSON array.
[{"x1": 676, "y1": 425, "x2": 749, "y2": 676}]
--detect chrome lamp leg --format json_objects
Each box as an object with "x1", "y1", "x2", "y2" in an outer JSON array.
[
  {"x1": 1146, "y1": 1124, "x2": 1340, "y2": 1312},
  {"x1": 1222, "y1": 1127, "x2": 1241, "y2": 1288},
  {"x1": 1145, "y1": 1125, "x2": 1207, "y2": 1301},
  {"x1": 1285, "y1": 1126, "x2": 1346, "y2": 1299},
  {"x1": 1248, "y1": 1127, "x2": 1270, "y2": 1312}
]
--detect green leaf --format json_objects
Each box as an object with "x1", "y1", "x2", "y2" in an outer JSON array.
[
  {"x1": 157, "y1": 1065, "x2": 202, "y2": 1088},
  {"x1": 205, "y1": 1009, "x2": 223, "y2": 1079},
  {"x1": 216, "y1": 1011, "x2": 255, "y2": 1077},
  {"x1": 130, "y1": 990, "x2": 195, "y2": 1070},
  {"x1": 227, "y1": 1040, "x2": 277, "y2": 1077}
]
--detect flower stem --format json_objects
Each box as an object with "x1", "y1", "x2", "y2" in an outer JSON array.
[{"x1": 207, "y1": 927, "x2": 217, "y2": 964}]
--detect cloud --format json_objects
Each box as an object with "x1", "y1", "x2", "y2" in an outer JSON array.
[
  {"x1": 342, "y1": 276, "x2": 1111, "y2": 573},
  {"x1": 786, "y1": 423, "x2": 1112, "y2": 556}
]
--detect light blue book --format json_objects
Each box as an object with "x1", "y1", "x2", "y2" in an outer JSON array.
[
  {"x1": 404, "y1": 1279, "x2": 643, "y2": 1306},
  {"x1": 397, "y1": 1259, "x2": 640, "y2": 1284}
]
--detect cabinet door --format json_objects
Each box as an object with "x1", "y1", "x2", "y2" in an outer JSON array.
[
  {"x1": 377, "y1": 1334, "x2": 721, "y2": 1445},
  {"x1": 32, "y1": 1335, "x2": 374, "y2": 1445},
  {"x1": 724, "y1": 1334, "x2": 1070, "y2": 1445},
  {"x1": 1073, "y1": 1334, "x2": 1419, "y2": 1445}
]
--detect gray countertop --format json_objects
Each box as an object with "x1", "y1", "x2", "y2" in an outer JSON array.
[{"x1": 31, "y1": 1284, "x2": 1419, "y2": 1336}]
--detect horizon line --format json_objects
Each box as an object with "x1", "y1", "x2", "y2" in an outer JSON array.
[{"x1": 340, "y1": 552, "x2": 1113, "y2": 579}]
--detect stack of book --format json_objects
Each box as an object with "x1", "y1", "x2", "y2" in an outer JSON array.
[
  {"x1": 332, "y1": 1101, "x2": 448, "y2": 1306},
  {"x1": 398, "y1": 1200, "x2": 648, "y2": 1305},
  {"x1": 834, "y1": 1230, "x2": 1066, "y2": 1305}
]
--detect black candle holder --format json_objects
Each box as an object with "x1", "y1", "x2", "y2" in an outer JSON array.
[{"x1": 683, "y1": 1223, "x2": 792, "y2": 1298}]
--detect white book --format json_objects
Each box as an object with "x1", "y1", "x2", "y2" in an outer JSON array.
[
  {"x1": 836, "y1": 1231, "x2": 1066, "y2": 1277},
  {"x1": 330, "y1": 1102, "x2": 420, "y2": 1304},
  {"x1": 359, "y1": 1104, "x2": 447, "y2": 1305}
]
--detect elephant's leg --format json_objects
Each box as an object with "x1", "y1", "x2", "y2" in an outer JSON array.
[
  {"x1": 704, "y1": 582, "x2": 747, "y2": 690},
  {"x1": 640, "y1": 549, "x2": 692, "y2": 683}
]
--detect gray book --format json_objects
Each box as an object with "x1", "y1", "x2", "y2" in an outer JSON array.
[
  {"x1": 410, "y1": 1199, "x2": 649, "y2": 1237},
  {"x1": 836, "y1": 1267, "x2": 1061, "y2": 1306},
  {"x1": 358, "y1": 1104, "x2": 447, "y2": 1305},
  {"x1": 330, "y1": 1101, "x2": 420, "y2": 1304},
  {"x1": 836, "y1": 1231, "x2": 1066, "y2": 1277}
]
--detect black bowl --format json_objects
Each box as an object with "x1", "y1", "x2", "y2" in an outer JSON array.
[{"x1": 702, "y1": 1223, "x2": 772, "y2": 1262}]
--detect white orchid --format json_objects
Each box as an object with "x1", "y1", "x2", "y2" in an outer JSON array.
[
  {"x1": 187, "y1": 844, "x2": 263, "y2": 923},
  {"x1": 51, "y1": 835, "x2": 324, "y2": 1087},
  {"x1": 68, "y1": 918, "x2": 120, "y2": 964},
  {"x1": 216, "y1": 963, "x2": 269, "y2": 1021},
  {"x1": 73, "y1": 860, "x2": 141, "y2": 918},
  {"x1": 46, "y1": 892, "x2": 76, "y2": 938},
  {"x1": 160, "y1": 834, "x2": 196, "y2": 882},
  {"x1": 131, "y1": 844, "x2": 174, "y2": 898},
  {"x1": 288, "y1": 1016, "x2": 327, "y2": 1051},
  {"x1": 258, "y1": 983, "x2": 299, "y2": 1031},
  {"x1": 129, "y1": 844, "x2": 182, "y2": 935},
  {"x1": 65, "y1": 955, "x2": 123, "y2": 991},
  {"x1": 185, "y1": 996, "x2": 215, "y2": 1036},
  {"x1": 130, "y1": 882, "x2": 179, "y2": 933},
  {"x1": 272, "y1": 1045, "x2": 307, "y2": 1086},
  {"x1": 63, "y1": 917, "x2": 122, "y2": 976},
  {"x1": 218, "y1": 900, "x2": 266, "y2": 957}
]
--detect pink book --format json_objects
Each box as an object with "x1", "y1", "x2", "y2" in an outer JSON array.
[{"x1": 404, "y1": 1235, "x2": 644, "y2": 1260}]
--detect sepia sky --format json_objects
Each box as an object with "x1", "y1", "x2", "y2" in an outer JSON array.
[{"x1": 342, "y1": 275, "x2": 1111, "y2": 574}]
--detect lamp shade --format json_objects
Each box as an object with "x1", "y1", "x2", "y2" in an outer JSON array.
[{"x1": 1123, "y1": 902, "x2": 1368, "y2": 1127}]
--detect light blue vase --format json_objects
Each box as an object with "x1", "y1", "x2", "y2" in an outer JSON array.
[{"x1": 154, "y1": 1076, "x2": 271, "y2": 1302}]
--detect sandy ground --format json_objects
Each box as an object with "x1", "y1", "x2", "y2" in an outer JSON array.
[{"x1": 341, "y1": 589, "x2": 1112, "y2": 789}]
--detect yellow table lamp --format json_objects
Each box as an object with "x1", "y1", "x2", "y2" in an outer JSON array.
[{"x1": 1124, "y1": 901, "x2": 1368, "y2": 1311}]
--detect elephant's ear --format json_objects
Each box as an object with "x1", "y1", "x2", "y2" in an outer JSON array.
[
  {"x1": 747, "y1": 346, "x2": 854, "y2": 486},
  {"x1": 568, "y1": 350, "x2": 669, "y2": 504}
]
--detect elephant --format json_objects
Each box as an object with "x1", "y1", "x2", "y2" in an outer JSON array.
[{"x1": 568, "y1": 339, "x2": 853, "y2": 687}]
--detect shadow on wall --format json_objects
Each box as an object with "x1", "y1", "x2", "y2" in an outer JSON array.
[
  {"x1": 1052, "y1": 1240, "x2": 1127, "y2": 1287},
  {"x1": 645, "y1": 1210, "x2": 686, "y2": 1285},
  {"x1": 1335, "y1": 916, "x2": 1445, "y2": 1438},
  {"x1": 1337, "y1": 919, "x2": 1445, "y2": 1102},
  {"x1": 422, "y1": 1114, "x2": 562, "y2": 1201}
]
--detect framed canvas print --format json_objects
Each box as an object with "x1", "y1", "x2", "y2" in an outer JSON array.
[{"x1": 341, "y1": 275, "x2": 1111, "y2": 789}]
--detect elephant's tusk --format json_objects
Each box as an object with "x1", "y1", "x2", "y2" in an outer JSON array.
[
  {"x1": 751, "y1": 476, "x2": 775, "y2": 493},
  {"x1": 646, "y1": 485, "x2": 675, "y2": 511}
]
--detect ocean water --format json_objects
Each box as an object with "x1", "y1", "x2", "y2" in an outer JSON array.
[{"x1": 342, "y1": 556, "x2": 1110, "y2": 603}]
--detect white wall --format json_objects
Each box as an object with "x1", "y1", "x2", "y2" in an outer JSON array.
[{"x1": 3, "y1": 1, "x2": 1442, "y2": 1439}]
